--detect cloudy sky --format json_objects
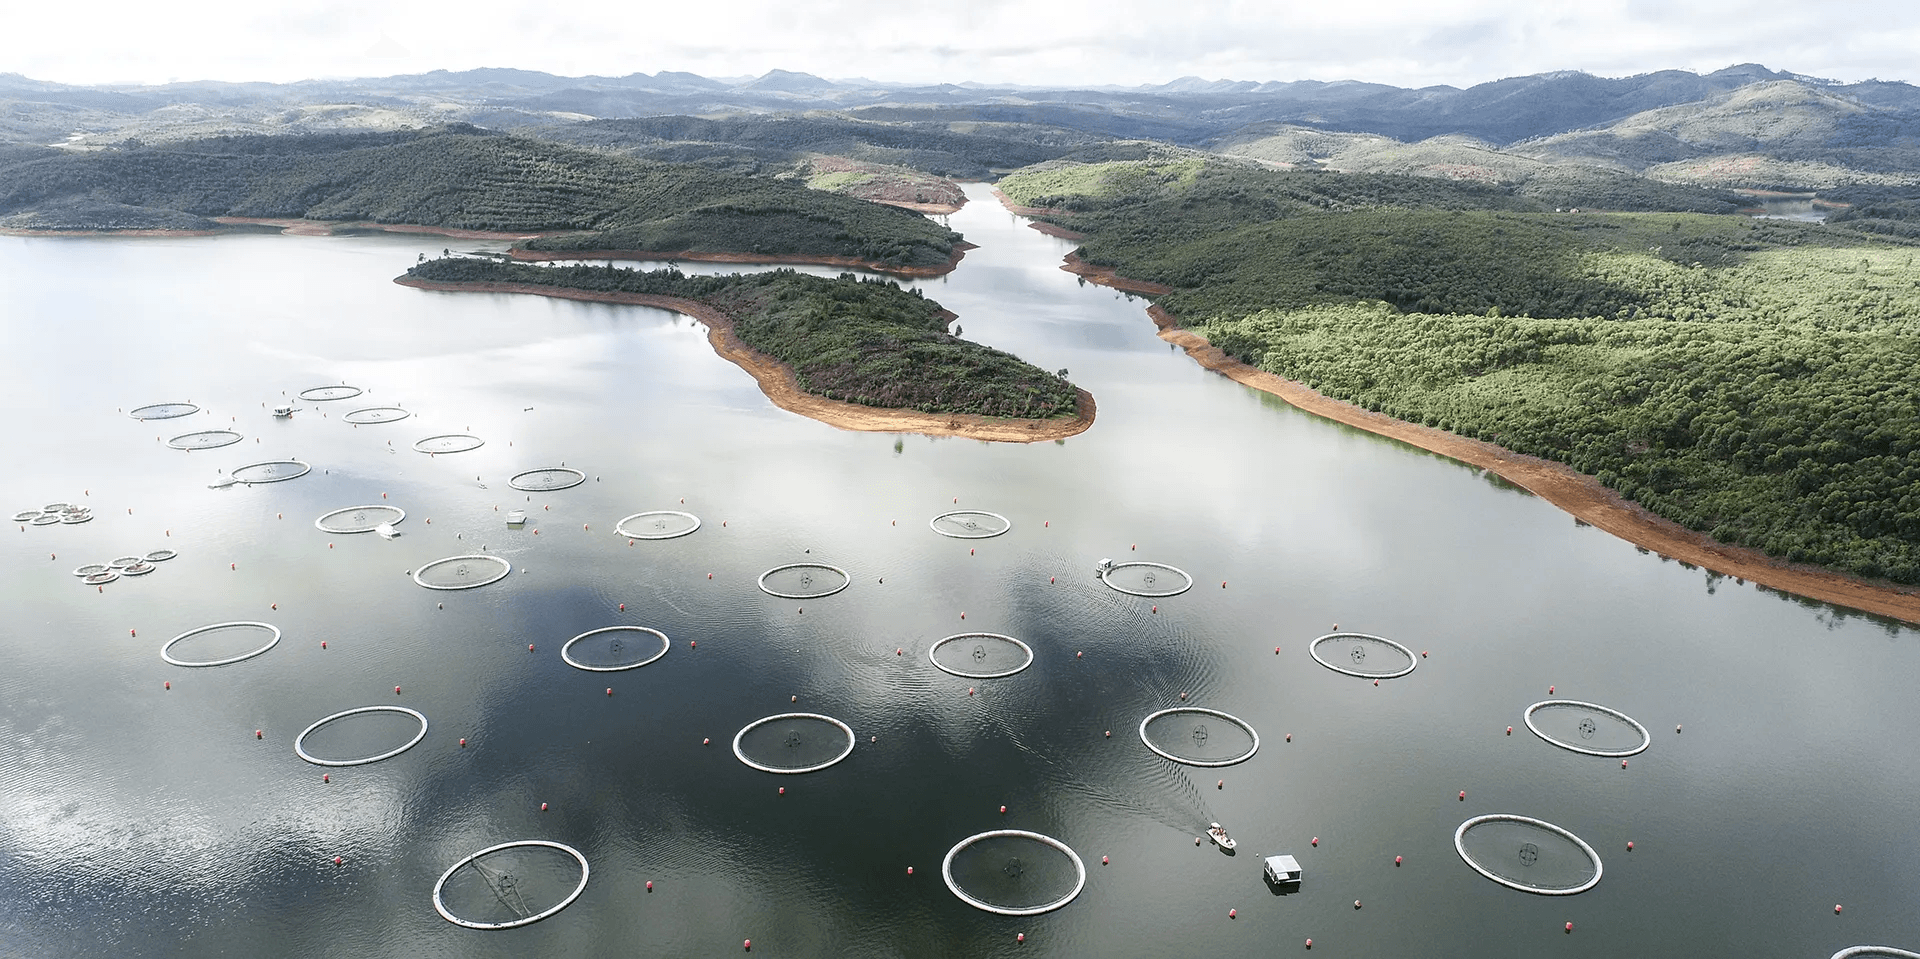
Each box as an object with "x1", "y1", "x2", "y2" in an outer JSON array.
[{"x1": 8, "y1": 0, "x2": 1918, "y2": 89}]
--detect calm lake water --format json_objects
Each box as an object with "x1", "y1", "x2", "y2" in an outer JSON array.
[{"x1": 2, "y1": 183, "x2": 1916, "y2": 958}]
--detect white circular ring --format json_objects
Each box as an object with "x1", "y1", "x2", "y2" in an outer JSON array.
[
  {"x1": 162, "y1": 621, "x2": 281, "y2": 667},
  {"x1": 314, "y1": 505, "x2": 408, "y2": 534},
  {"x1": 1453, "y1": 814, "x2": 1603, "y2": 896},
  {"x1": 1523, "y1": 700, "x2": 1652, "y2": 757},
  {"x1": 1138, "y1": 707, "x2": 1261, "y2": 767},
  {"x1": 560, "y1": 626, "x2": 670, "y2": 672},
  {"x1": 412, "y1": 555, "x2": 512, "y2": 590},
  {"x1": 342, "y1": 406, "x2": 410, "y2": 424},
  {"x1": 1308, "y1": 632, "x2": 1419, "y2": 679},
  {"x1": 756, "y1": 563, "x2": 850, "y2": 599},
  {"x1": 928, "y1": 633, "x2": 1035, "y2": 679},
  {"x1": 614, "y1": 511, "x2": 701, "y2": 540},
  {"x1": 230, "y1": 460, "x2": 312, "y2": 484},
  {"x1": 1101, "y1": 561, "x2": 1193, "y2": 597},
  {"x1": 298, "y1": 386, "x2": 363, "y2": 401},
  {"x1": 929, "y1": 510, "x2": 1012, "y2": 539},
  {"x1": 731, "y1": 712, "x2": 856, "y2": 774},
  {"x1": 128, "y1": 403, "x2": 199, "y2": 420},
  {"x1": 412, "y1": 433, "x2": 485, "y2": 453},
  {"x1": 432, "y1": 840, "x2": 590, "y2": 930},
  {"x1": 294, "y1": 705, "x2": 429, "y2": 766},
  {"x1": 941, "y1": 829, "x2": 1087, "y2": 916},
  {"x1": 1832, "y1": 949, "x2": 1920, "y2": 959}
]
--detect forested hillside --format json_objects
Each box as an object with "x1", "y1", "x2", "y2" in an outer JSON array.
[
  {"x1": 1001, "y1": 158, "x2": 1920, "y2": 583},
  {"x1": 404, "y1": 258, "x2": 1081, "y2": 420},
  {"x1": 0, "y1": 129, "x2": 960, "y2": 268}
]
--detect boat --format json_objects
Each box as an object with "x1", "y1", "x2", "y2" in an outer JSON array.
[
  {"x1": 272, "y1": 405, "x2": 299, "y2": 418},
  {"x1": 1263, "y1": 853, "x2": 1302, "y2": 886},
  {"x1": 374, "y1": 522, "x2": 399, "y2": 539},
  {"x1": 1208, "y1": 822, "x2": 1236, "y2": 850},
  {"x1": 506, "y1": 509, "x2": 527, "y2": 528}
]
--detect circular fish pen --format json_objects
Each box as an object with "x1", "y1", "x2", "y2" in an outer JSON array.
[
  {"x1": 413, "y1": 555, "x2": 511, "y2": 591},
  {"x1": 1454, "y1": 814, "x2": 1602, "y2": 895},
  {"x1": 342, "y1": 406, "x2": 410, "y2": 425},
  {"x1": 294, "y1": 705, "x2": 429, "y2": 766},
  {"x1": 1138, "y1": 707, "x2": 1260, "y2": 767},
  {"x1": 167, "y1": 430, "x2": 243, "y2": 450},
  {"x1": 59, "y1": 510, "x2": 92, "y2": 524},
  {"x1": 121, "y1": 561, "x2": 156, "y2": 576},
  {"x1": 412, "y1": 434, "x2": 485, "y2": 454},
  {"x1": 757, "y1": 563, "x2": 850, "y2": 599},
  {"x1": 144, "y1": 549, "x2": 177, "y2": 562},
  {"x1": 314, "y1": 505, "x2": 407, "y2": 534},
  {"x1": 129, "y1": 403, "x2": 199, "y2": 420},
  {"x1": 1832, "y1": 949, "x2": 1920, "y2": 959},
  {"x1": 162, "y1": 621, "x2": 282, "y2": 667},
  {"x1": 230, "y1": 460, "x2": 311, "y2": 484},
  {"x1": 82, "y1": 570, "x2": 118, "y2": 585},
  {"x1": 1309, "y1": 632, "x2": 1418, "y2": 679},
  {"x1": 30, "y1": 513, "x2": 60, "y2": 526},
  {"x1": 1523, "y1": 700, "x2": 1651, "y2": 757},
  {"x1": 432, "y1": 840, "x2": 589, "y2": 930},
  {"x1": 732, "y1": 713, "x2": 856, "y2": 774},
  {"x1": 614, "y1": 510, "x2": 701, "y2": 540},
  {"x1": 942, "y1": 830, "x2": 1087, "y2": 916},
  {"x1": 929, "y1": 510, "x2": 1011, "y2": 539},
  {"x1": 297, "y1": 385, "x2": 363, "y2": 402},
  {"x1": 12, "y1": 510, "x2": 41, "y2": 522},
  {"x1": 509, "y1": 468, "x2": 586, "y2": 492},
  {"x1": 561, "y1": 626, "x2": 670, "y2": 672},
  {"x1": 929, "y1": 633, "x2": 1035, "y2": 679},
  {"x1": 109, "y1": 555, "x2": 145, "y2": 569},
  {"x1": 72, "y1": 563, "x2": 111, "y2": 577},
  {"x1": 1101, "y1": 562, "x2": 1193, "y2": 597}
]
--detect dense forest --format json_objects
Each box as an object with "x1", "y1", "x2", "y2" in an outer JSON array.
[
  {"x1": 0, "y1": 128, "x2": 960, "y2": 268},
  {"x1": 1001, "y1": 157, "x2": 1920, "y2": 583},
  {"x1": 404, "y1": 258, "x2": 1081, "y2": 420}
]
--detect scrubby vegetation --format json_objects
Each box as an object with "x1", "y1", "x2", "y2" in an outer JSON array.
[
  {"x1": 0, "y1": 128, "x2": 960, "y2": 267},
  {"x1": 404, "y1": 257, "x2": 1080, "y2": 419},
  {"x1": 1001, "y1": 157, "x2": 1920, "y2": 583}
]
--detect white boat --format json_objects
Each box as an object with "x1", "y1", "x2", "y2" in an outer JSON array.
[
  {"x1": 506, "y1": 509, "x2": 527, "y2": 528},
  {"x1": 374, "y1": 522, "x2": 399, "y2": 539},
  {"x1": 272, "y1": 405, "x2": 298, "y2": 418},
  {"x1": 1207, "y1": 822, "x2": 1236, "y2": 850}
]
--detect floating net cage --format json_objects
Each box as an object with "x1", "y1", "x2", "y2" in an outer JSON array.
[
  {"x1": 230, "y1": 460, "x2": 311, "y2": 484},
  {"x1": 757, "y1": 563, "x2": 850, "y2": 599},
  {"x1": 614, "y1": 511, "x2": 700, "y2": 540},
  {"x1": 295, "y1": 705, "x2": 429, "y2": 766},
  {"x1": 929, "y1": 633, "x2": 1035, "y2": 679},
  {"x1": 129, "y1": 403, "x2": 199, "y2": 420},
  {"x1": 413, "y1": 555, "x2": 511, "y2": 590},
  {"x1": 509, "y1": 468, "x2": 586, "y2": 492},
  {"x1": 342, "y1": 406, "x2": 410, "y2": 425},
  {"x1": 561, "y1": 626, "x2": 670, "y2": 672},
  {"x1": 166, "y1": 430, "x2": 243, "y2": 450},
  {"x1": 110, "y1": 555, "x2": 145, "y2": 569},
  {"x1": 1524, "y1": 700, "x2": 1651, "y2": 757},
  {"x1": 60, "y1": 510, "x2": 92, "y2": 524},
  {"x1": 162, "y1": 621, "x2": 281, "y2": 667},
  {"x1": 1832, "y1": 948, "x2": 1920, "y2": 959},
  {"x1": 82, "y1": 570, "x2": 118, "y2": 585},
  {"x1": 72, "y1": 563, "x2": 111, "y2": 577},
  {"x1": 1101, "y1": 562, "x2": 1193, "y2": 597},
  {"x1": 732, "y1": 713, "x2": 855, "y2": 774},
  {"x1": 942, "y1": 830, "x2": 1087, "y2": 916},
  {"x1": 314, "y1": 505, "x2": 407, "y2": 534},
  {"x1": 930, "y1": 510, "x2": 1011, "y2": 539},
  {"x1": 298, "y1": 386, "x2": 363, "y2": 402},
  {"x1": 30, "y1": 513, "x2": 61, "y2": 526},
  {"x1": 121, "y1": 561, "x2": 156, "y2": 576},
  {"x1": 413, "y1": 434, "x2": 485, "y2": 454},
  {"x1": 145, "y1": 549, "x2": 176, "y2": 562},
  {"x1": 1309, "y1": 632, "x2": 1418, "y2": 680},
  {"x1": 433, "y1": 840, "x2": 589, "y2": 930},
  {"x1": 1138, "y1": 707, "x2": 1260, "y2": 767},
  {"x1": 12, "y1": 510, "x2": 40, "y2": 523},
  {"x1": 1454, "y1": 815, "x2": 1602, "y2": 895}
]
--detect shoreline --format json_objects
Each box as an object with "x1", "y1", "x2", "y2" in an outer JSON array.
[
  {"x1": 1, "y1": 219, "x2": 563, "y2": 240},
  {"x1": 1003, "y1": 195, "x2": 1920, "y2": 622},
  {"x1": 394, "y1": 277, "x2": 1095, "y2": 444},
  {"x1": 506, "y1": 241, "x2": 974, "y2": 278}
]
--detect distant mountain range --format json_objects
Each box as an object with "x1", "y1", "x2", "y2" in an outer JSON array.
[{"x1": 4, "y1": 64, "x2": 1918, "y2": 189}]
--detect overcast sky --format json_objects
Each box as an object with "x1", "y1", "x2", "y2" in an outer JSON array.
[{"x1": 8, "y1": 0, "x2": 1918, "y2": 89}]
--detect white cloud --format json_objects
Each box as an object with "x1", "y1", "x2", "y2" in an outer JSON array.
[{"x1": 3, "y1": 0, "x2": 1916, "y2": 88}]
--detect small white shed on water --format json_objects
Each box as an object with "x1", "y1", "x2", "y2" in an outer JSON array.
[{"x1": 1264, "y1": 854, "x2": 1302, "y2": 886}]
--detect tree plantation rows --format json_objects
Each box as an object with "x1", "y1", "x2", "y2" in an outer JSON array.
[
  {"x1": 1001, "y1": 157, "x2": 1920, "y2": 584},
  {"x1": 405, "y1": 258, "x2": 1081, "y2": 420}
]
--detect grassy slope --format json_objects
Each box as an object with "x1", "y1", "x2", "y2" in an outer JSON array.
[
  {"x1": 404, "y1": 258, "x2": 1080, "y2": 419},
  {"x1": 1000, "y1": 158, "x2": 1920, "y2": 583}
]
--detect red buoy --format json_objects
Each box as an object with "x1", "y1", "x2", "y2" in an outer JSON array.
[
  {"x1": 906, "y1": 866, "x2": 913, "y2": 875},
  {"x1": 1229, "y1": 909, "x2": 1237, "y2": 918},
  {"x1": 1217, "y1": 779, "x2": 1224, "y2": 789},
  {"x1": 321, "y1": 641, "x2": 327, "y2": 649},
  {"x1": 1460, "y1": 790, "x2": 1467, "y2": 800},
  {"x1": 1105, "y1": 730, "x2": 1111, "y2": 737},
  {"x1": 607, "y1": 688, "x2": 613, "y2": 696},
  {"x1": 255, "y1": 730, "x2": 263, "y2": 739},
  {"x1": 999, "y1": 805, "x2": 1007, "y2": 814},
  {"x1": 1549, "y1": 685, "x2": 1555, "y2": 694},
  {"x1": 1626, "y1": 841, "x2": 1634, "y2": 850},
  {"x1": 1836, "y1": 904, "x2": 1843, "y2": 914},
  {"x1": 395, "y1": 686, "x2": 402, "y2": 694},
  {"x1": 1566, "y1": 922, "x2": 1574, "y2": 932},
  {"x1": 529, "y1": 644, "x2": 535, "y2": 651},
  {"x1": 1507, "y1": 726, "x2": 1513, "y2": 735},
  {"x1": 646, "y1": 880, "x2": 653, "y2": 890},
  {"x1": 460, "y1": 738, "x2": 467, "y2": 747},
  {"x1": 690, "y1": 641, "x2": 696, "y2": 648},
  {"x1": 164, "y1": 681, "x2": 170, "y2": 690},
  {"x1": 541, "y1": 803, "x2": 548, "y2": 811},
  {"x1": 1311, "y1": 837, "x2": 1318, "y2": 846},
  {"x1": 334, "y1": 857, "x2": 343, "y2": 866},
  {"x1": 744, "y1": 941, "x2": 751, "y2": 951},
  {"x1": 322, "y1": 773, "x2": 329, "y2": 783},
  {"x1": 704, "y1": 738, "x2": 710, "y2": 745},
  {"x1": 1102, "y1": 856, "x2": 1109, "y2": 864},
  {"x1": 619, "y1": 603, "x2": 625, "y2": 610},
  {"x1": 1286, "y1": 733, "x2": 1291, "y2": 742},
  {"x1": 778, "y1": 787, "x2": 785, "y2": 795},
  {"x1": 1076, "y1": 651, "x2": 1082, "y2": 658},
  {"x1": 1017, "y1": 933, "x2": 1025, "y2": 943},
  {"x1": 1622, "y1": 759, "x2": 1628, "y2": 768}
]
